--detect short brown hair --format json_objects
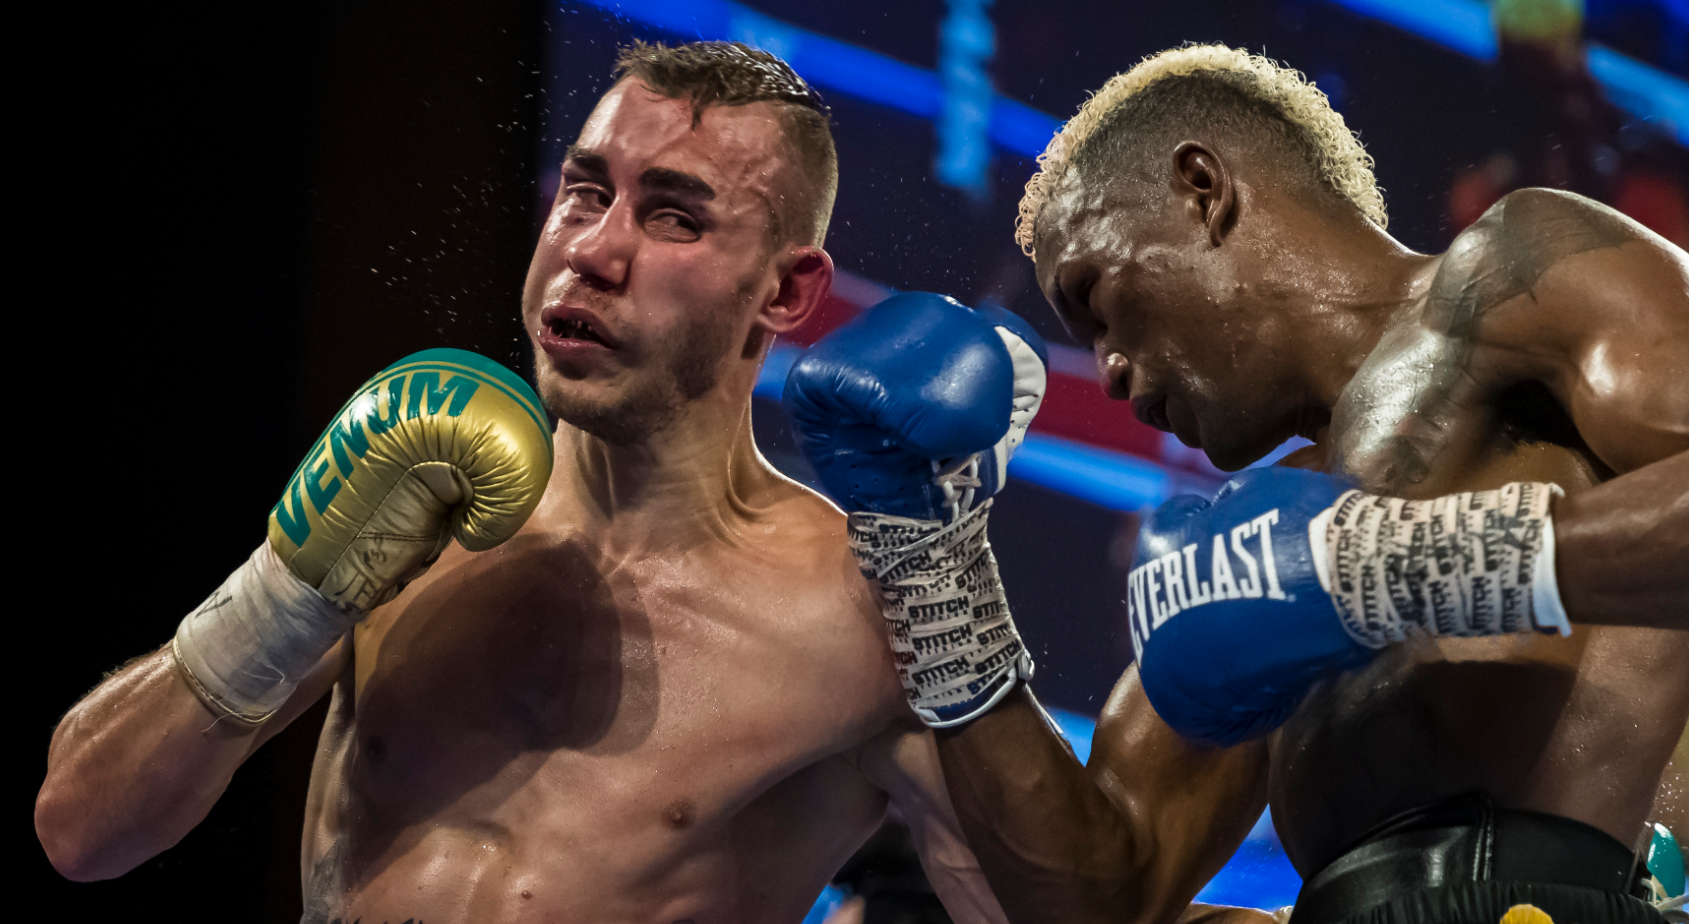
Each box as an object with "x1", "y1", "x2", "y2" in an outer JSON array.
[{"x1": 615, "y1": 40, "x2": 839, "y2": 247}]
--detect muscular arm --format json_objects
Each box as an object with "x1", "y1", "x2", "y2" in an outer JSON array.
[
  {"x1": 858, "y1": 718, "x2": 1011, "y2": 924},
  {"x1": 1554, "y1": 452, "x2": 1688, "y2": 627},
  {"x1": 35, "y1": 637, "x2": 345, "y2": 881},
  {"x1": 1477, "y1": 190, "x2": 1689, "y2": 628},
  {"x1": 932, "y1": 671, "x2": 1270, "y2": 924}
]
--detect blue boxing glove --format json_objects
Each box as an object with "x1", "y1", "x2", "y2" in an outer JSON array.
[
  {"x1": 1132, "y1": 468, "x2": 1573, "y2": 747},
  {"x1": 785, "y1": 292, "x2": 1047, "y2": 726},
  {"x1": 1130, "y1": 468, "x2": 1365, "y2": 746},
  {"x1": 785, "y1": 293, "x2": 1047, "y2": 520}
]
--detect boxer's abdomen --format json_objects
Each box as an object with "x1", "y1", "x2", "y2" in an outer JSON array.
[
  {"x1": 1269, "y1": 572, "x2": 1689, "y2": 877},
  {"x1": 1279, "y1": 324, "x2": 1689, "y2": 875}
]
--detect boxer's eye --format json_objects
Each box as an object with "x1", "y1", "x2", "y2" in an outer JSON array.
[
  {"x1": 646, "y1": 209, "x2": 702, "y2": 243},
  {"x1": 564, "y1": 185, "x2": 611, "y2": 211}
]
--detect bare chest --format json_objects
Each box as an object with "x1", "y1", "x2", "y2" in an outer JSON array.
[{"x1": 305, "y1": 531, "x2": 897, "y2": 915}]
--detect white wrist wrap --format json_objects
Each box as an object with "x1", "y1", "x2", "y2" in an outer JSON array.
[
  {"x1": 1320, "y1": 481, "x2": 1568, "y2": 648},
  {"x1": 848, "y1": 501, "x2": 1033, "y2": 728},
  {"x1": 172, "y1": 542, "x2": 359, "y2": 724}
]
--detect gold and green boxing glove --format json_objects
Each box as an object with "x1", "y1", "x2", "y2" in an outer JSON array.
[
  {"x1": 267, "y1": 348, "x2": 553, "y2": 609},
  {"x1": 173, "y1": 349, "x2": 553, "y2": 724}
]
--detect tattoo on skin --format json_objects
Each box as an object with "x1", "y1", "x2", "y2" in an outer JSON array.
[
  {"x1": 1330, "y1": 192, "x2": 1636, "y2": 492},
  {"x1": 301, "y1": 840, "x2": 347, "y2": 924}
]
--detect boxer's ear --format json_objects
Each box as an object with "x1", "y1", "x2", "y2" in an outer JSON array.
[
  {"x1": 1173, "y1": 141, "x2": 1236, "y2": 248},
  {"x1": 756, "y1": 246, "x2": 834, "y2": 336}
]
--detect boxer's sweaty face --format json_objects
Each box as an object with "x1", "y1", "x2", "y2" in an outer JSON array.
[
  {"x1": 1035, "y1": 179, "x2": 1307, "y2": 470},
  {"x1": 522, "y1": 80, "x2": 791, "y2": 443}
]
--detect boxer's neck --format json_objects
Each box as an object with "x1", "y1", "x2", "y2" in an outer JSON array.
[
  {"x1": 551, "y1": 371, "x2": 780, "y2": 551},
  {"x1": 1269, "y1": 215, "x2": 1443, "y2": 427}
]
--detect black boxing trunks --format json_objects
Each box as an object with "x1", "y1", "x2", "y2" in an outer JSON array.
[{"x1": 1291, "y1": 793, "x2": 1664, "y2": 923}]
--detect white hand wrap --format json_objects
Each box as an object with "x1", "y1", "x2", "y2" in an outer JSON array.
[
  {"x1": 1311, "y1": 481, "x2": 1570, "y2": 648},
  {"x1": 172, "y1": 543, "x2": 359, "y2": 724},
  {"x1": 849, "y1": 501, "x2": 1033, "y2": 727}
]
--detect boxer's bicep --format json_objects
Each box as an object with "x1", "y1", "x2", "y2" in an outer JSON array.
[
  {"x1": 1471, "y1": 223, "x2": 1689, "y2": 625},
  {"x1": 1491, "y1": 225, "x2": 1689, "y2": 473},
  {"x1": 1549, "y1": 449, "x2": 1689, "y2": 626}
]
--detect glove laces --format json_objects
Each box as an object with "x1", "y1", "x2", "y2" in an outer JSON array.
[{"x1": 933, "y1": 454, "x2": 984, "y2": 522}]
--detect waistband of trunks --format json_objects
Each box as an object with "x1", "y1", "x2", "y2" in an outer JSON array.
[{"x1": 1293, "y1": 792, "x2": 1658, "y2": 922}]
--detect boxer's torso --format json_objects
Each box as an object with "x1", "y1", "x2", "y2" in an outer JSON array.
[
  {"x1": 297, "y1": 469, "x2": 907, "y2": 923},
  {"x1": 1268, "y1": 190, "x2": 1689, "y2": 874}
]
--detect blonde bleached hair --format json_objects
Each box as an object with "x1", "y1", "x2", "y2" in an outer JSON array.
[{"x1": 1014, "y1": 44, "x2": 1387, "y2": 256}]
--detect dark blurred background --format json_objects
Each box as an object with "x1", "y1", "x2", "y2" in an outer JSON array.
[{"x1": 29, "y1": 0, "x2": 1685, "y2": 917}]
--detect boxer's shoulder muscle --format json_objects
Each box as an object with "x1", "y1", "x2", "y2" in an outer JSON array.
[
  {"x1": 1450, "y1": 193, "x2": 1686, "y2": 398},
  {"x1": 1452, "y1": 189, "x2": 1689, "y2": 474},
  {"x1": 754, "y1": 478, "x2": 912, "y2": 722},
  {"x1": 1332, "y1": 189, "x2": 1685, "y2": 492}
]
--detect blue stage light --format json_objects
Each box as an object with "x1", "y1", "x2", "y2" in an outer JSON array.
[
  {"x1": 575, "y1": 0, "x2": 1045, "y2": 154},
  {"x1": 935, "y1": 0, "x2": 998, "y2": 197},
  {"x1": 1328, "y1": 0, "x2": 1499, "y2": 60},
  {"x1": 1010, "y1": 432, "x2": 1172, "y2": 512},
  {"x1": 1328, "y1": 0, "x2": 1688, "y2": 143},
  {"x1": 573, "y1": 0, "x2": 1686, "y2": 149},
  {"x1": 1588, "y1": 42, "x2": 1689, "y2": 141}
]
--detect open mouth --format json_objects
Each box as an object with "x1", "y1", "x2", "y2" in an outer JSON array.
[
  {"x1": 539, "y1": 305, "x2": 618, "y2": 353},
  {"x1": 550, "y1": 316, "x2": 609, "y2": 347},
  {"x1": 1131, "y1": 395, "x2": 1172, "y2": 433}
]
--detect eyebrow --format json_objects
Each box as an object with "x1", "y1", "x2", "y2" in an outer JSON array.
[
  {"x1": 563, "y1": 145, "x2": 715, "y2": 201},
  {"x1": 563, "y1": 145, "x2": 608, "y2": 176},
  {"x1": 639, "y1": 167, "x2": 715, "y2": 201}
]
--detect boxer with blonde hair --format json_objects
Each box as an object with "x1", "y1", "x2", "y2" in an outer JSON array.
[{"x1": 832, "y1": 43, "x2": 1687, "y2": 924}]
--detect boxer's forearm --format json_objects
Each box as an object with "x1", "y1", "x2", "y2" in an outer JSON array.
[
  {"x1": 936, "y1": 675, "x2": 1271, "y2": 924},
  {"x1": 1554, "y1": 449, "x2": 1689, "y2": 629},
  {"x1": 935, "y1": 688, "x2": 1148, "y2": 924},
  {"x1": 35, "y1": 642, "x2": 338, "y2": 880},
  {"x1": 36, "y1": 648, "x2": 257, "y2": 879}
]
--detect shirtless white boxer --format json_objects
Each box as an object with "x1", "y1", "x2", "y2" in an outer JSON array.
[{"x1": 34, "y1": 40, "x2": 1009, "y2": 924}]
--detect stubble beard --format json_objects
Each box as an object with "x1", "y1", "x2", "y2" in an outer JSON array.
[{"x1": 536, "y1": 310, "x2": 740, "y2": 446}]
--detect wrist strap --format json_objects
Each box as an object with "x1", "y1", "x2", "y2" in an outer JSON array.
[
  {"x1": 1321, "y1": 482, "x2": 1568, "y2": 647},
  {"x1": 173, "y1": 542, "x2": 359, "y2": 723},
  {"x1": 1531, "y1": 512, "x2": 1571, "y2": 636},
  {"x1": 849, "y1": 501, "x2": 1033, "y2": 727},
  {"x1": 171, "y1": 636, "x2": 274, "y2": 727}
]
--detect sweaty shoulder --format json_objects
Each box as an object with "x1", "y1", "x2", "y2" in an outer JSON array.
[
  {"x1": 1430, "y1": 188, "x2": 1649, "y2": 333},
  {"x1": 1437, "y1": 188, "x2": 1689, "y2": 471},
  {"x1": 752, "y1": 473, "x2": 849, "y2": 555},
  {"x1": 748, "y1": 474, "x2": 908, "y2": 717},
  {"x1": 749, "y1": 473, "x2": 882, "y2": 618}
]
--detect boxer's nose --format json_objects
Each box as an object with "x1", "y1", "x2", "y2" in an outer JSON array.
[{"x1": 1098, "y1": 350, "x2": 1131, "y2": 400}]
